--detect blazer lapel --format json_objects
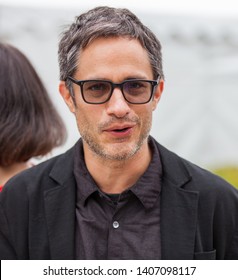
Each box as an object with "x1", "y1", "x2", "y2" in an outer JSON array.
[
  {"x1": 44, "y1": 149, "x2": 76, "y2": 260},
  {"x1": 158, "y1": 143, "x2": 199, "y2": 260},
  {"x1": 161, "y1": 178, "x2": 199, "y2": 259}
]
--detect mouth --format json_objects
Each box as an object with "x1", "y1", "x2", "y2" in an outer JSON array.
[
  {"x1": 104, "y1": 124, "x2": 135, "y2": 137},
  {"x1": 112, "y1": 127, "x2": 131, "y2": 132}
]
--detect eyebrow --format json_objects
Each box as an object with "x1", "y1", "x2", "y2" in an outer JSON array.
[
  {"x1": 124, "y1": 76, "x2": 148, "y2": 80},
  {"x1": 82, "y1": 76, "x2": 149, "y2": 81}
]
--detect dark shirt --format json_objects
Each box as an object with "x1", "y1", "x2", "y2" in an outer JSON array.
[{"x1": 74, "y1": 137, "x2": 162, "y2": 259}]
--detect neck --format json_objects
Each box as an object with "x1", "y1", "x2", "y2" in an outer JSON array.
[
  {"x1": 83, "y1": 140, "x2": 152, "y2": 194},
  {"x1": 0, "y1": 162, "x2": 31, "y2": 186}
]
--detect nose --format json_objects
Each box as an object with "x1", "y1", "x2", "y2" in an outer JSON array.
[{"x1": 106, "y1": 88, "x2": 131, "y2": 118}]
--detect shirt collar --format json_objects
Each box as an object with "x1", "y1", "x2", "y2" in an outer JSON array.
[
  {"x1": 74, "y1": 136, "x2": 162, "y2": 208},
  {"x1": 129, "y1": 137, "x2": 162, "y2": 209}
]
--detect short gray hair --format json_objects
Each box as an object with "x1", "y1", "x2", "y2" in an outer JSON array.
[{"x1": 58, "y1": 6, "x2": 164, "y2": 87}]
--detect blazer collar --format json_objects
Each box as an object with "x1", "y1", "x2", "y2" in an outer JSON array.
[
  {"x1": 157, "y1": 143, "x2": 199, "y2": 260},
  {"x1": 44, "y1": 145, "x2": 76, "y2": 259}
]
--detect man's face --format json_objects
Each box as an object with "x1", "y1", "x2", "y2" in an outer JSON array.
[{"x1": 60, "y1": 37, "x2": 163, "y2": 161}]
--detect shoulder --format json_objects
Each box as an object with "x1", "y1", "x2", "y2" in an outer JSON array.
[
  {"x1": 182, "y1": 157, "x2": 238, "y2": 203},
  {"x1": 153, "y1": 139, "x2": 238, "y2": 198},
  {"x1": 178, "y1": 153, "x2": 237, "y2": 197},
  {"x1": 0, "y1": 145, "x2": 75, "y2": 199}
]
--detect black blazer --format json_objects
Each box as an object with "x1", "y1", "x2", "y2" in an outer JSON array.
[{"x1": 1, "y1": 140, "x2": 238, "y2": 259}]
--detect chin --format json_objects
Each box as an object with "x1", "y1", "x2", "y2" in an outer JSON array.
[{"x1": 103, "y1": 143, "x2": 141, "y2": 161}]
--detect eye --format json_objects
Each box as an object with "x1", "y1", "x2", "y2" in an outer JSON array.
[
  {"x1": 127, "y1": 81, "x2": 146, "y2": 89},
  {"x1": 84, "y1": 81, "x2": 109, "y2": 92},
  {"x1": 124, "y1": 80, "x2": 148, "y2": 96}
]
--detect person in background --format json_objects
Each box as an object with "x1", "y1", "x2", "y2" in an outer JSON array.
[
  {"x1": 0, "y1": 43, "x2": 66, "y2": 191},
  {"x1": 0, "y1": 7, "x2": 238, "y2": 260}
]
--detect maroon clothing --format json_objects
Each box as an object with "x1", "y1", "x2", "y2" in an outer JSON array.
[{"x1": 74, "y1": 137, "x2": 162, "y2": 259}]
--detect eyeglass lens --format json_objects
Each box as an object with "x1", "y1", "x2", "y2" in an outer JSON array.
[{"x1": 82, "y1": 80, "x2": 152, "y2": 104}]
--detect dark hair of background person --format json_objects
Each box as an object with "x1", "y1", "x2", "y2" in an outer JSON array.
[{"x1": 0, "y1": 42, "x2": 67, "y2": 166}]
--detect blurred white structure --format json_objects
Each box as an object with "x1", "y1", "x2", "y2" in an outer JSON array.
[{"x1": 0, "y1": 5, "x2": 238, "y2": 169}]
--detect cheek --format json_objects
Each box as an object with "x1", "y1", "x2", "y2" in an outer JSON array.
[
  {"x1": 143, "y1": 111, "x2": 153, "y2": 128},
  {"x1": 135, "y1": 106, "x2": 153, "y2": 128},
  {"x1": 75, "y1": 106, "x2": 100, "y2": 132},
  {"x1": 74, "y1": 107, "x2": 87, "y2": 130},
  {"x1": 140, "y1": 104, "x2": 153, "y2": 118}
]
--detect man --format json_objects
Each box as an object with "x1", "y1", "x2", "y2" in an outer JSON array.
[{"x1": 0, "y1": 6, "x2": 238, "y2": 260}]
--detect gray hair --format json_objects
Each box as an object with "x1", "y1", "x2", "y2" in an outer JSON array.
[{"x1": 58, "y1": 6, "x2": 164, "y2": 88}]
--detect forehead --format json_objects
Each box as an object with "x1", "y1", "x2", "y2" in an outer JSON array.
[{"x1": 76, "y1": 37, "x2": 153, "y2": 80}]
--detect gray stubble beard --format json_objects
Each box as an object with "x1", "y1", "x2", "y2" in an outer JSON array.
[{"x1": 79, "y1": 115, "x2": 152, "y2": 162}]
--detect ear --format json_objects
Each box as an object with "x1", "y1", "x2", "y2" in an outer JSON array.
[
  {"x1": 59, "y1": 81, "x2": 76, "y2": 114},
  {"x1": 152, "y1": 79, "x2": 164, "y2": 111}
]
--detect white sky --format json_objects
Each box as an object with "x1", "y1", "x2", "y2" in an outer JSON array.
[{"x1": 1, "y1": 0, "x2": 238, "y2": 18}]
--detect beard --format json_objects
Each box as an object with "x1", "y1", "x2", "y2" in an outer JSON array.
[{"x1": 78, "y1": 115, "x2": 152, "y2": 161}]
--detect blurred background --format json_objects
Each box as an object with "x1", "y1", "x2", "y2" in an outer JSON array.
[{"x1": 0, "y1": 0, "x2": 238, "y2": 187}]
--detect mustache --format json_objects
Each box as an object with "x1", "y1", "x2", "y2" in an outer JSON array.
[{"x1": 98, "y1": 116, "x2": 140, "y2": 131}]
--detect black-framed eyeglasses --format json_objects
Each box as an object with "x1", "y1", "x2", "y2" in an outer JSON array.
[{"x1": 67, "y1": 76, "x2": 159, "y2": 104}]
